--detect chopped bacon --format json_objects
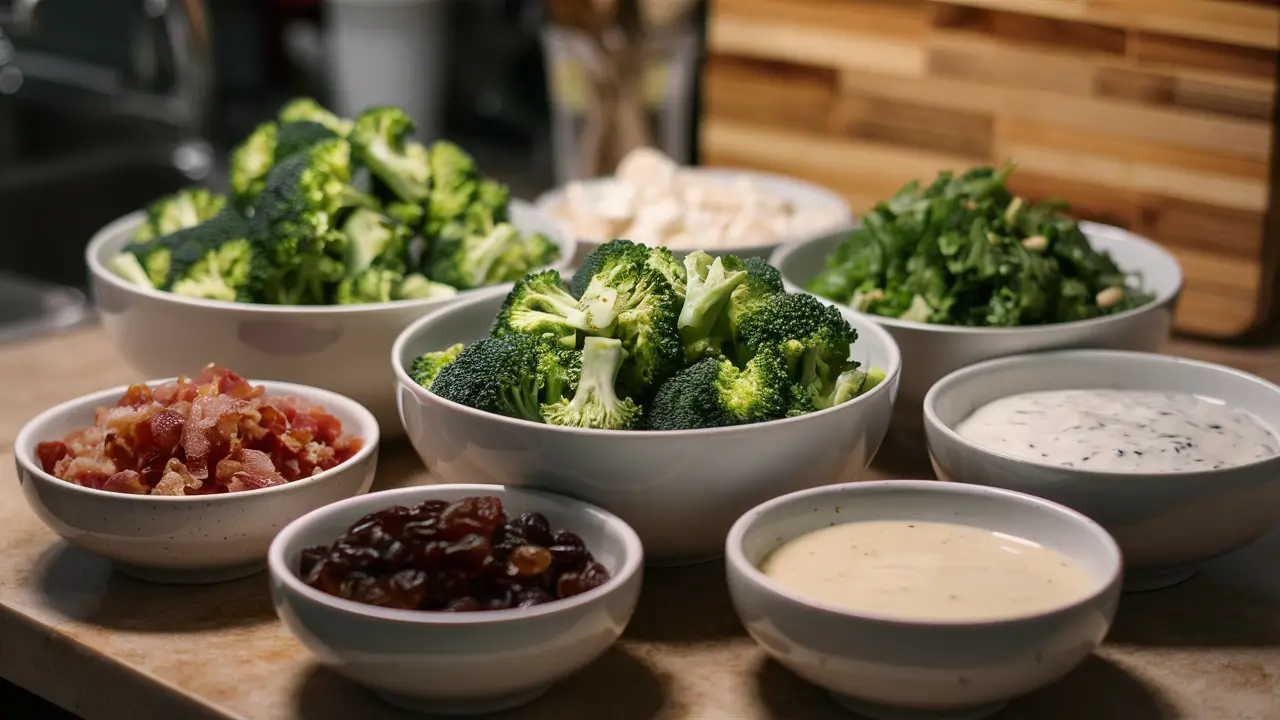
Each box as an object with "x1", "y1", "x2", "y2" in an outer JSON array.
[{"x1": 34, "y1": 364, "x2": 361, "y2": 496}]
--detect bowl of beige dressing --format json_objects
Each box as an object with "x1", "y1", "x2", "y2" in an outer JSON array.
[{"x1": 725, "y1": 480, "x2": 1122, "y2": 720}]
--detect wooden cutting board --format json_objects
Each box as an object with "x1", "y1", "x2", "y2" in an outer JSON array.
[{"x1": 700, "y1": 0, "x2": 1278, "y2": 340}]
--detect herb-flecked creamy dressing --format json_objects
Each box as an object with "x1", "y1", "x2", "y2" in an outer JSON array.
[
  {"x1": 954, "y1": 389, "x2": 1279, "y2": 473},
  {"x1": 760, "y1": 521, "x2": 1096, "y2": 621}
]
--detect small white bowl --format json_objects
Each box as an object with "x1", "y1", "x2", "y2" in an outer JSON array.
[
  {"x1": 924, "y1": 349, "x2": 1280, "y2": 591},
  {"x1": 391, "y1": 284, "x2": 901, "y2": 566},
  {"x1": 726, "y1": 480, "x2": 1122, "y2": 720},
  {"x1": 772, "y1": 222, "x2": 1182, "y2": 435},
  {"x1": 535, "y1": 167, "x2": 853, "y2": 260},
  {"x1": 86, "y1": 199, "x2": 575, "y2": 435},
  {"x1": 14, "y1": 379, "x2": 379, "y2": 584},
  {"x1": 268, "y1": 483, "x2": 644, "y2": 715}
]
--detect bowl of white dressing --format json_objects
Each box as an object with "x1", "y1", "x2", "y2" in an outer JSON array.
[
  {"x1": 726, "y1": 480, "x2": 1122, "y2": 720},
  {"x1": 924, "y1": 349, "x2": 1280, "y2": 592}
]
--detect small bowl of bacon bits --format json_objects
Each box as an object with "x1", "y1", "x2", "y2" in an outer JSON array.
[
  {"x1": 14, "y1": 364, "x2": 380, "y2": 585},
  {"x1": 267, "y1": 484, "x2": 643, "y2": 715}
]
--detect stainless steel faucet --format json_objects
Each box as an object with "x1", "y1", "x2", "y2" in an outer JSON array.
[{"x1": 0, "y1": 0, "x2": 212, "y2": 134}]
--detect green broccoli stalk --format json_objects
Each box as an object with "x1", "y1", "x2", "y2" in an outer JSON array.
[
  {"x1": 491, "y1": 269, "x2": 613, "y2": 341},
  {"x1": 228, "y1": 122, "x2": 278, "y2": 211},
  {"x1": 394, "y1": 273, "x2": 457, "y2": 301},
  {"x1": 429, "y1": 334, "x2": 581, "y2": 422},
  {"x1": 275, "y1": 121, "x2": 341, "y2": 162},
  {"x1": 350, "y1": 106, "x2": 432, "y2": 204},
  {"x1": 409, "y1": 344, "x2": 465, "y2": 388},
  {"x1": 278, "y1": 97, "x2": 353, "y2": 136},
  {"x1": 119, "y1": 239, "x2": 175, "y2": 289},
  {"x1": 107, "y1": 253, "x2": 154, "y2": 288},
  {"x1": 647, "y1": 349, "x2": 788, "y2": 430},
  {"x1": 677, "y1": 251, "x2": 748, "y2": 357},
  {"x1": 541, "y1": 337, "x2": 642, "y2": 430},
  {"x1": 133, "y1": 187, "x2": 227, "y2": 243}
]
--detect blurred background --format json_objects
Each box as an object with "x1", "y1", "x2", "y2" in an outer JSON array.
[{"x1": 0, "y1": 0, "x2": 1276, "y2": 343}]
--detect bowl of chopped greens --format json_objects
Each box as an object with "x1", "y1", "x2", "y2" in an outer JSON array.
[
  {"x1": 392, "y1": 240, "x2": 902, "y2": 565},
  {"x1": 771, "y1": 164, "x2": 1182, "y2": 435},
  {"x1": 86, "y1": 99, "x2": 574, "y2": 434}
]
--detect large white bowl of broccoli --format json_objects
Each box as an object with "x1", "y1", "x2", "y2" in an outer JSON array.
[
  {"x1": 771, "y1": 164, "x2": 1183, "y2": 437},
  {"x1": 86, "y1": 99, "x2": 575, "y2": 434},
  {"x1": 392, "y1": 241, "x2": 902, "y2": 565}
]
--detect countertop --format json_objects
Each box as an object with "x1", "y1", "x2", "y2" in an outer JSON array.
[{"x1": 1, "y1": 326, "x2": 1278, "y2": 720}]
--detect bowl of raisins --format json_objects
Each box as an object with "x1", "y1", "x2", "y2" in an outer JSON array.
[{"x1": 267, "y1": 484, "x2": 643, "y2": 715}]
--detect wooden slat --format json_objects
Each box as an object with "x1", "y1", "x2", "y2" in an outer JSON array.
[
  {"x1": 830, "y1": 93, "x2": 996, "y2": 158},
  {"x1": 702, "y1": 55, "x2": 838, "y2": 134},
  {"x1": 708, "y1": 15, "x2": 928, "y2": 77}
]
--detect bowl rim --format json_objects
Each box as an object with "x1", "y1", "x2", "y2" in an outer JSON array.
[
  {"x1": 725, "y1": 479, "x2": 1124, "y2": 628},
  {"x1": 922, "y1": 348, "x2": 1280, "y2": 479},
  {"x1": 772, "y1": 219, "x2": 1184, "y2": 336},
  {"x1": 389, "y1": 283, "x2": 903, "y2": 438},
  {"x1": 267, "y1": 483, "x2": 645, "y2": 624},
  {"x1": 84, "y1": 199, "x2": 577, "y2": 316},
  {"x1": 14, "y1": 377, "x2": 380, "y2": 503},
  {"x1": 533, "y1": 165, "x2": 854, "y2": 254}
]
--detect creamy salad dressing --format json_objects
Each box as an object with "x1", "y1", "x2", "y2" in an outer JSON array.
[
  {"x1": 761, "y1": 521, "x2": 1095, "y2": 621},
  {"x1": 955, "y1": 389, "x2": 1279, "y2": 473}
]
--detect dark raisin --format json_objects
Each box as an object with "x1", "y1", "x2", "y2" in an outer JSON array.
[
  {"x1": 516, "y1": 512, "x2": 554, "y2": 545},
  {"x1": 516, "y1": 586, "x2": 552, "y2": 607},
  {"x1": 386, "y1": 569, "x2": 428, "y2": 610},
  {"x1": 412, "y1": 499, "x2": 449, "y2": 519},
  {"x1": 402, "y1": 517, "x2": 440, "y2": 543},
  {"x1": 443, "y1": 597, "x2": 481, "y2": 612},
  {"x1": 380, "y1": 541, "x2": 411, "y2": 566},
  {"x1": 557, "y1": 562, "x2": 611, "y2": 598},
  {"x1": 299, "y1": 546, "x2": 326, "y2": 577},
  {"x1": 445, "y1": 534, "x2": 492, "y2": 572},
  {"x1": 438, "y1": 496, "x2": 504, "y2": 541},
  {"x1": 354, "y1": 577, "x2": 393, "y2": 606}
]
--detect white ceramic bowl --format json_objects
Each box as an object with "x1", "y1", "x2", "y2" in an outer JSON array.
[
  {"x1": 14, "y1": 379, "x2": 380, "y2": 584},
  {"x1": 924, "y1": 349, "x2": 1280, "y2": 592},
  {"x1": 772, "y1": 222, "x2": 1183, "y2": 435},
  {"x1": 86, "y1": 199, "x2": 575, "y2": 435},
  {"x1": 268, "y1": 483, "x2": 643, "y2": 715},
  {"x1": 726, "y1": 480, "x2": 1122, "y2": 720},
  {"x1": 535, "y1": 167, "x2": 853, "y2": 260},
  {"x1": 392, "y1": 284, "x2": 901, "y2": 566}
]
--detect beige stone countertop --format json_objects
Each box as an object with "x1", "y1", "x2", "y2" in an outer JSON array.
[{"x1": 1, "y1": 326, "x2": 1278, "y2": 720}]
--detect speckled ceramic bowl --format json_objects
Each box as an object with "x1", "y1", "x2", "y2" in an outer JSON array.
[
  {"x1": 14, "y1": 379, "x2": 379, "y2": 584},
  {"x1": 86, "y1": 199, "x2": 575, "y2": 435},
  {"x1": 924, "y1": 350, "x2": 1280, "y2": 591},
  {"x1": 269, "y1": 484, "x2": 643, "y2": 715},
  {"x1": 726, "y1": 480, "x2": 1123, "y2": 720}
]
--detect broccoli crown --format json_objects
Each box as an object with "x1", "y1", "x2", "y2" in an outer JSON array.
[
  {"x1": 491, "y1": 269, "x2": 611, "y2": 340},
  {"x1": 541, "y1": 337, "x2": 641, "y2": 430},
  {"x1": 350, "y1": 106, "x2": 432, "y2": 203},
  {"x1": 122, "y1": 240, "x2": 175, "y2": 288},
  {"x1": 228, "y1": 122, "x2": 278, "y2": 211},
  {"x1": 430, "y1": 333, "x2": 580, "y2": 423},
  {"x1": 134, "y1": 187, "x2": 227, "y2": 243},
  {"x1": 424, "y1": 140, "x2": 480, "y2": 236},
  {"x1": 342, "y1": 208, "x2": 410, "y2": 276},
  {"x1": 385, "y1": 201, "x2": 426, "y2": 234},
  {"x1": 677, "y1": 251, "x2": 748, "y2": 356},
  {"x1": 275, "y1": 121, "x2": 341, "y2": 162},
  {"x1": 737, "y1": 293, "x2": 859, "y2": 403},
  {"x1": 491, "y1": 232, "x2": 561, "y2": 285},
  {"x1": 278, "y1": 97, "x2": 352, "y2": 136},
  {"x1": 647, "y1": 349, "x2": 788, "y2": 431},
  {"x1": 424, "y1": 221, "x2": 525, "y2": 290},
  {"x1": 409, "y1": 343, "x2": 465, "y2": 388},
  {"x1": 394, "y1": 273, "x2": 458, "y2": 301},
  {"x1": 584, "y1": 264, "x2": 684, "y2": 399},
  {"x1": 716, "y1": 255, "x2": 786, "y2": 348},
  {"x1": 334, "y1": 267, "x2": 399, "y2": 305},
  {"x1": 569, "y1": 239, "x2": 652, "y2": 297},
  {"x1": 647, "y1": 246, "x2": 687, "y2": 300}
]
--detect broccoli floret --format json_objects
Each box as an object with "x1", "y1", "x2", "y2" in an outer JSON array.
[
  {"x1": 278, "y1": 97, "x2": 352, "y2": 136},
  {"x1": 647, "y1": 348, "x2": 788, "y2": 430},
  {"x1": 647, "y1": 246, "x2": 687, "y2": 300},
  {"x1": 424, "y1": 221, "x2": 526, "y2": 290},
  {"x1": 429, "y1": 334, "x2": 581, "y2": 422},
  {"x1": 159, "y1": 211, "x2": 266, "y2": 302},
  {"x1": 107, "y1": 253, "x2": 154, "y2": 288},
  {"x1": 275, "y1": 121, "x2": 341, "y2": 162},
  {"x1": 409, "y1": 343, "x2": 465, "y2": 388},
  {"x1": 584, "y1": 264, "x2": 684, "y2": 399},
  {"x1": 342, "y1": 208, "x2": 410, "y2": 276},
  {"x1": 738, "y1": 293, "x2": 859, "y2": 405},
  {"x1": 228, "y1": 122, "x2": 278, "y2": 211},
  {"x1": 120, "y1": 239, "x2": 175, "y2": 288},
  {"x1": 492, "y1": 232, "x2": 561, "y2": 284},
  {"x1": 541, "y1": 337, "x2": 642, "y2": 430},
  {"x1": 133, "y1": 187, "x2": 226, "y2": 243},
  {"x1": 250, "y1": 138, "x2": 376, "y2": 304},
  {"x1": 677, "y1": 251, "x2": 748, "y2": 359},
  {"x1": 394, "y1": 273, "x2": 458, "y2": 301},
  {"x1": 424, "y1": 140, "x2": 480, "y2": 237},
  {"x1": 334, "y1": 268, "x2": 401, "y2": 304},
  {"x1": 350, "y1": 106, "x2": 432, "y2": 204},
  {"x1": 491, "y1": 269, "x2": 614, "y2": 340},
  {"x1": 716, "y1": 255, "x2": 786, "y2": 351},
  {"x1": 569, "y1": 239, "x2": 651, "y2": 297},
  {"x1": 386, "y1": 201, "x2": 426, "y2": 233}
]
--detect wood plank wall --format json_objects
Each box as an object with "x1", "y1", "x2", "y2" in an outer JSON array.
[{"x1": 701, "y1": 0, "x2": 1279, "y2": 338}]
